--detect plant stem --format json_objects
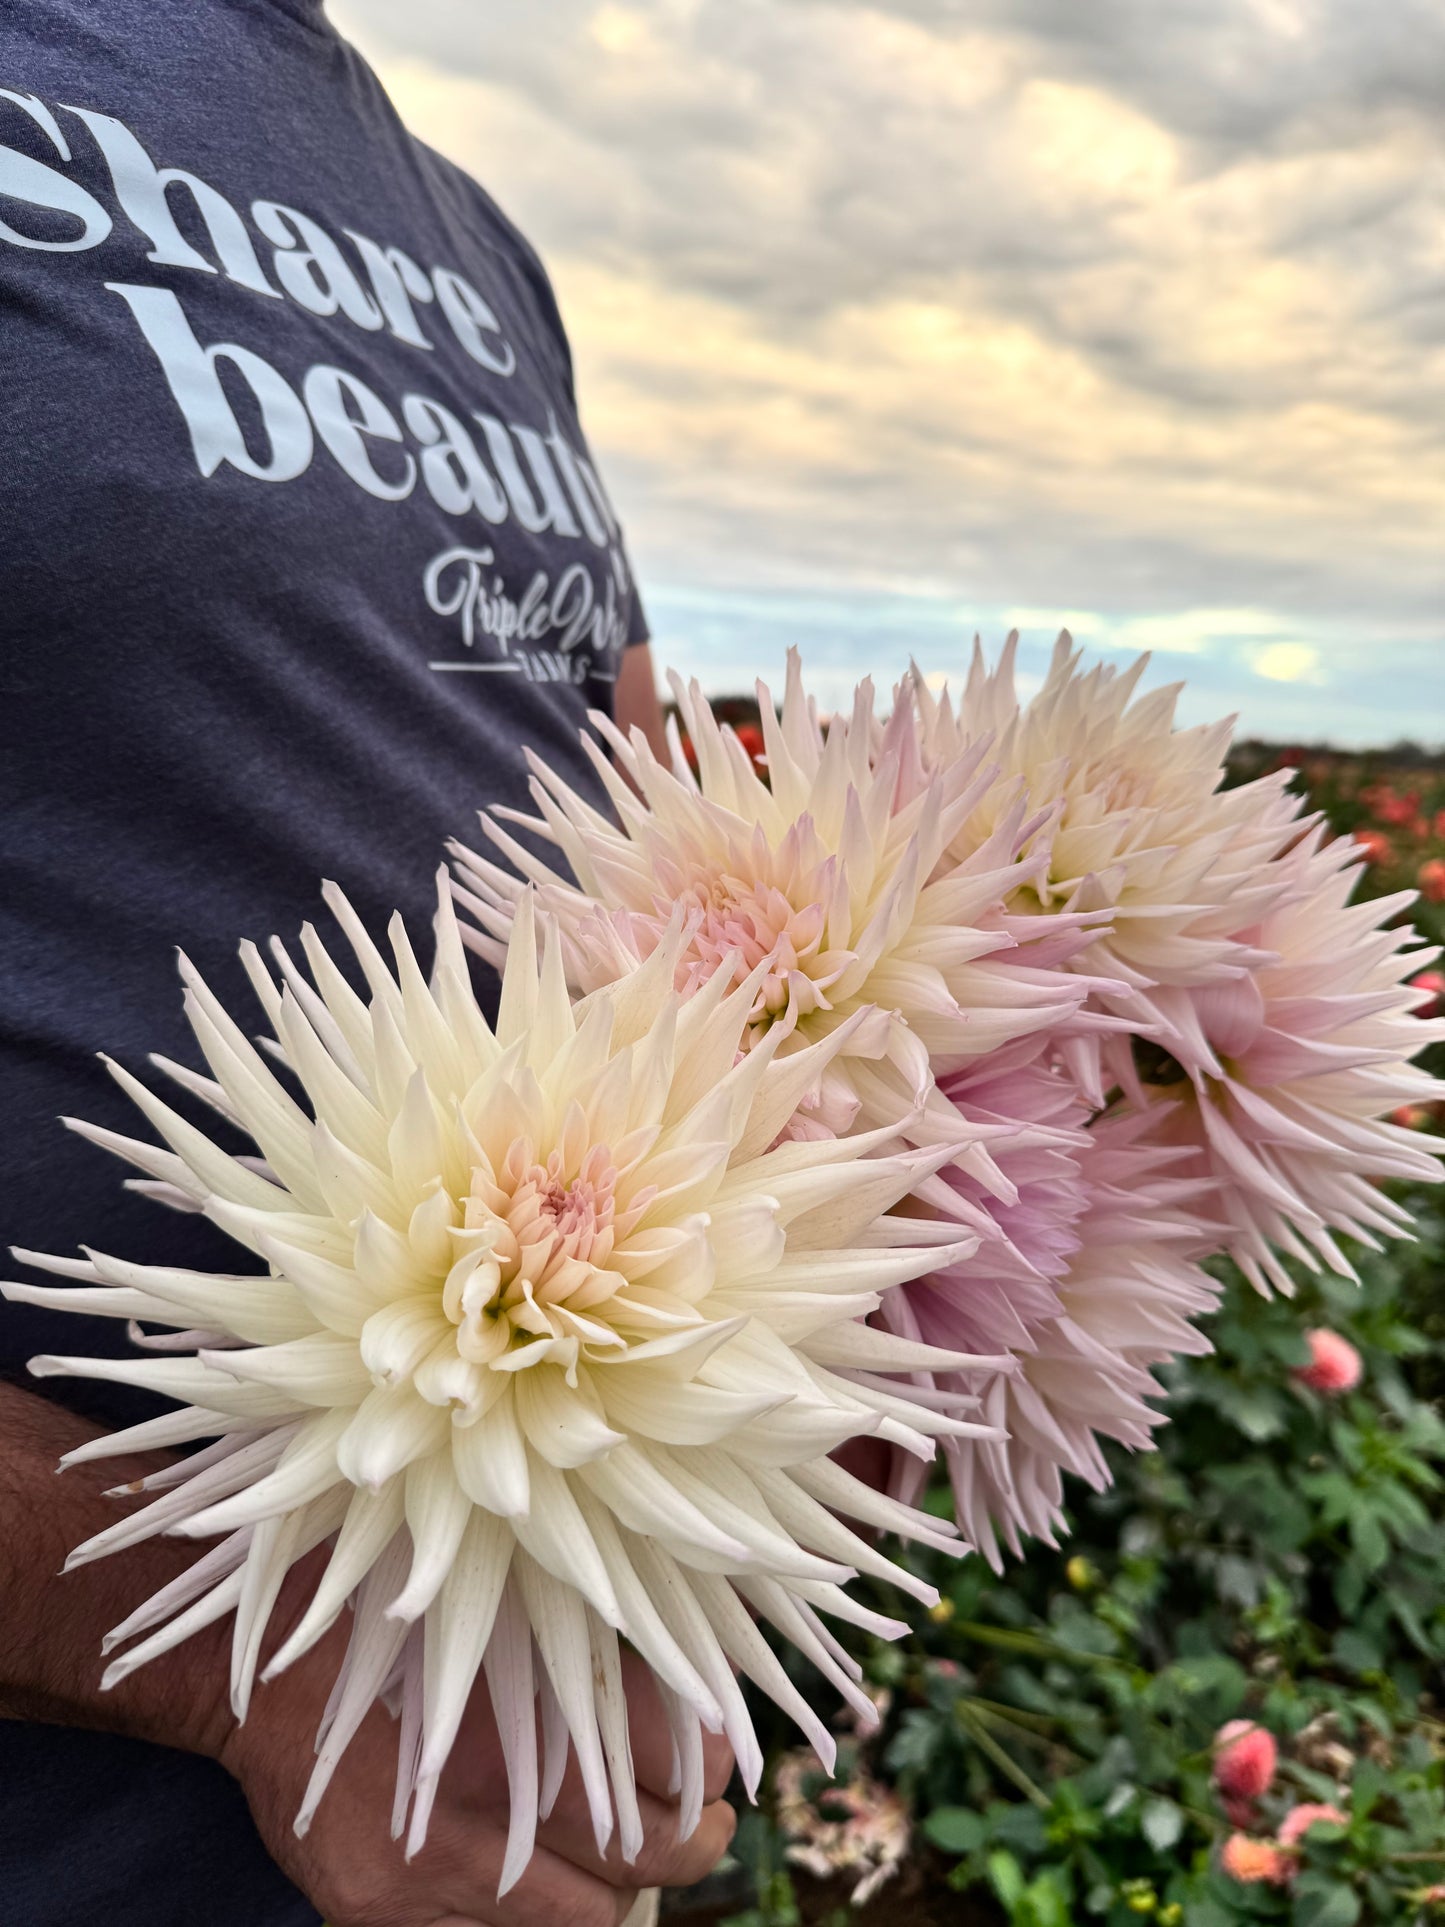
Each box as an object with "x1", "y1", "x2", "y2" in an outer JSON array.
[{"x1": 957, "y1": 1707, "x2": 1051, "y2": 1810}]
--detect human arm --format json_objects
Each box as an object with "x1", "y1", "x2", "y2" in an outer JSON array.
[
  {"x1": 614, "y1": 642, "x2": 670, "y2": 764},
  {"x1": 0, "y1": 1380, "x2": 735, "y2": 1927}
]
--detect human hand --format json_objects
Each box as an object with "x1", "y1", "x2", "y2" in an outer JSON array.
[{"x1": 220, "y1": 1625, "x2": 736, "y2": 1927}]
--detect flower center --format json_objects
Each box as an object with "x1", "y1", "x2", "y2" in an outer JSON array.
[
  {"x1": 442, "y1": 1139, "x2": 648, "y2": 1372},
  {"x1": 672, "y1": 873, "x2": 841, "y2": 1033}
]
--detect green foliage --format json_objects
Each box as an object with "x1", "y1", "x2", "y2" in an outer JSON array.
[{"x1": 719, "y1": 1193, "x2": 1445, "y2": 1926}]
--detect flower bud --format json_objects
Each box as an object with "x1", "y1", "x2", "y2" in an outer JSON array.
[{"x1": 1294, "y1": 1329, "x2": 1362, "y2": 1396}]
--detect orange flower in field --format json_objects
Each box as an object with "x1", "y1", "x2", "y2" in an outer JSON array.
[
  {"x1": 1221, "y1": 1833, "x2": 1292, "y2": 1885},
  {"x1": 1278, "y1": 1803, "x2": 1348, "y2": 1847},
  {"x1": 1213, "y1": 1722, "x2": 1277, "y2": 1801},
  {"x1": 1353, "y1": 828, "x2": 1393, "y2": 867},
  {"x1": 1418, "y1": 857, "x2": 1445, "y2": 904},
  {"x1": 1295, "y1": 1328, "x2": 1363, "y2": 1395},
  {"x1": 1393, "y1": 1104, "x2": 1429, "y2": 1129}
]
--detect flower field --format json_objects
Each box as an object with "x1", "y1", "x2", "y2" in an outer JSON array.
[{"x1": 671, "y1": 742, "x2": 1445, "y2": 1927}]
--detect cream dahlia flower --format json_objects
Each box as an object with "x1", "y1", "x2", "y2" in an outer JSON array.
[
  {"x1": 450, "y1": 652, "x2": 1101, "y2": 1155},
  {"x1": 7, "y1": 879, "x2": 1003, "y2": 1889}
]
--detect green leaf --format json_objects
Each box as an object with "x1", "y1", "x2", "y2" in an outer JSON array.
[
  {"x1": 987, "y1": 1849, "x2": 1027, "y2": 1911},
  {"x1": 1349, "y1": 1510, "x2": 1390, "y2": 1573},
  {"x1": 1292, "y1": 1873, "x2": 1361, "y2": 1927},
  {"x1": 1140, "y1": 1796, "x2": 1185, "y2": 1853},
  {"x1": 923, "y1": 1806, "x2": 987, "y2": 1855},
  {"x1": 1331, "y1": 1628, "x2": 1382, "y2": 1675}
]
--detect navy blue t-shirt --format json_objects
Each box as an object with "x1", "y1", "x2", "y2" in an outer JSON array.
[{"x1": 0, "y1": 2, "x2": 648, "y2": 1919}]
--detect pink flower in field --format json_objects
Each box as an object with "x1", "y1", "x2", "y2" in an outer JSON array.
[
  {"x1": 1410, "y1": 969, "x2": 1445, "y2": 1016},
  {"x1": 1221, "y1": 1832, "x2": 1293, "y2": 1885},
  {"x1": 1278, "y1": 1803, "x2": 1348, "y2": 1847},
  {"x1": 1213, "y1": 1721, "x2": 1278, "y2": 1801},
  {"x1": 1294, "y1": 1329, "x2": 1362, "y2": 1395}
]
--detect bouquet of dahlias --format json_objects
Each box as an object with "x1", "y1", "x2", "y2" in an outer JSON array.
[{"x1": 10, "y1": 636, "x2": 1442, "y2": 1903}]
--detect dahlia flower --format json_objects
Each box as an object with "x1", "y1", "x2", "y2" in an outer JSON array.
[
  {"x1": 908, "y1": 632, "x2": 1306, "y2": 1105},
  {"x1": 878, "y1": 1085, "x2": 1222, "y2": 1566},
  {"x1": 6, "y1": 879, "x2": 1002, "y2": 1889},
  {"x1": 775, "y1": 1749, "x2": 909, "y2": 1906},
  {"x1": 1111, "y1": 822, "x2": 1445, "y2": 1293},
  {"x1": 449, "y1": 652, "x2": 1104, "y2": 1157},
  {"x1": 912, "y1": 635, "x2": 1445, "y2": 1292}
]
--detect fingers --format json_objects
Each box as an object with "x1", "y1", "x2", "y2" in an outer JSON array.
[
  {"x1": 616, "y1": 1651, "x2": 736, "y2": 1804},
  {"x1": 536, "y1": 1785, "x2": 737, "y2": 1892},
  {"x1": 413, "y1": 1828, "x2": 637, "y2": 1927}
]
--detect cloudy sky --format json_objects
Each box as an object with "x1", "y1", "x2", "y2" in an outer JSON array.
[{"x1": 332, "y1": 0, "x2": 1445, "y2": 742}]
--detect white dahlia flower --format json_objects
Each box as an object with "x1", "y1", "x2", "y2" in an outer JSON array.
[
  {"x1": 7, "y1": 879, "x2": 1004, "y2": 1889},
  {"x1": 450, "y1": 652, "x2": 1103, "y2": 1156}
]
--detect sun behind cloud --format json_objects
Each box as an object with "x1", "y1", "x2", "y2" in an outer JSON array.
[{"x1": 1251, "y1": 642, "x2": 1325, "y2": 684}]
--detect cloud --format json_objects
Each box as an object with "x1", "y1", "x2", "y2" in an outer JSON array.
[{"x1": 330, "y1": 0, "x2": 1445, "y2": 742}]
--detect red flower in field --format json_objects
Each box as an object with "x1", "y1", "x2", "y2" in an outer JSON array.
[
  {"x1": 1393, "y1": 1104, "x2": 1429, "y2": 1129},
  {"x1": 1294, "y1": 1329, "x2": 1362, "y2": 1395},
  {"x1": 1278, "y1": 1803, "x2": 1348, "y2": 1847},
  {"x1": 732, "y1": 721, "x2": 767, "y2": 770},
  {"x1": 1366, "y1": 785, "x2": 1418, "y2": 827},
  {"x1": 1352, "y1": 829, "x2": 1393, "y2": 867},
  {"x1": 1418, "y1": 857, "x2": 1445, "y2": 903},
  {"x1": 1409, "y1": 969, "x2": 1445, "y2": 1016},
  {"x1": 1214, "y1": 1722, "x2": 1277, "y2": 1801},
  {"x1": 1412, "y1": 816, "x2": 1432, "y2": 839},
  {"x1": 1221, "y1": 1834, "x2": 1292, "y2": 1886}
]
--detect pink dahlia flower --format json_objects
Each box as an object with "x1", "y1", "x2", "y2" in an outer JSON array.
[
  {"x1": 1109, "y1": 822, "x2": 1445, "y2": 1294},
  {"x1": 878, "y1": 1094, "x2": 1221, "y2": 1566}
]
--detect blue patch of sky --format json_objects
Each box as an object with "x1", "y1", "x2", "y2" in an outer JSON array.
[{"x1": 643, "y1": 581, "x2": 1445, "y2": 749}]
